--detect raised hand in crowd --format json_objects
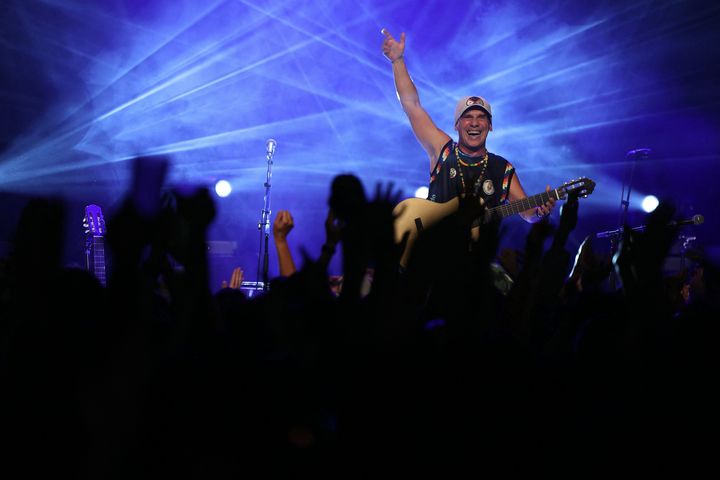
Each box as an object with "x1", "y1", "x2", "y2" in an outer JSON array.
[
  {"x1": 221, "y1": 266, "x2": 244, "y2": 289},
  {"x1": 552, "y1": 189, "x2": 580, "y2": 250},
  {"x1": 273, "y1": 209, "x2": 297, "y2": 277},
  {"x1": 327, "y1": 174, "x2": 367, "y2": 301},
  {"x1": 564, "y1": 235, "x2": 612, "y2": 297},
  {"x1": 536, "y1": 188, "x2": 582, "y2": 303},
  {"x1": 365, "y1": 182, "x2": 404, "y2": 256},
  {"x1": 318, "y1": 209, "x2": 341, "y2": 269},
  {"x1": 362, "y1": 182, "x2": 404, "y2": 299}
]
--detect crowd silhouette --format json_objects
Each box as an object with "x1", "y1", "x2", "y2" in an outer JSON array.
[{"x1": 1, "y1": 156, "x2": 717, "y2": 478}]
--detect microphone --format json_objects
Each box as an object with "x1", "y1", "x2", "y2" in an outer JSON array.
[
  {"x1": 669, "y1": 214, "x2": 704, "y2": 227},
  {"x1": 596, "y1": 214, "x2": 704, "y2": 239},
  {"x1": 266, "y1": 138, "x2": 277, "y2": 157},
  {"x1": 626, "y1": 148, "x2": 652, "y2": 157}
]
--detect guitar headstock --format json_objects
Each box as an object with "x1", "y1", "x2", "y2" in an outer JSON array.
[
  {"x1": 84, "y1": 204, "x2": 106, "y2": 237},
  {"x1": 557, "y1": 177, "x2": 596, "y2": 200}
]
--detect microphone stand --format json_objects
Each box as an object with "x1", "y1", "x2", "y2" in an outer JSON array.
[
  {"x1": 617, "y1": 149, "x2": 650, "y2": 237},
  {"x1": 605, "y1": 148, "x2": 650, "y2": 289},
  {"x1": 256, "y1": 142, "x2": 275, "y2": 293}
]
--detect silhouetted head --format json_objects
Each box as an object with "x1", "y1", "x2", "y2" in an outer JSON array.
[{"x1": 328, "y1": 174, "x2": 366, "y2": 222}]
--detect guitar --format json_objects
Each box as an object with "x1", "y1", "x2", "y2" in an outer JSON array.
[
  {"x1": 393, "y1": 177, "x2": 596, "y2": 266},
  {"x1": 83, "y1": 204, "x2": 107, "y2": 287}
]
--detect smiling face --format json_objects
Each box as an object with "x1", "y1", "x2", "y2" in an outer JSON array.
[{"x1": 455, "y1": 107, "x2": 492, "y2": 155}]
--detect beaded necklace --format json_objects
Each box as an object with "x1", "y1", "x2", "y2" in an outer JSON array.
[{"x1": 455, "y1": 143, "x2": 489, "y2": 194}]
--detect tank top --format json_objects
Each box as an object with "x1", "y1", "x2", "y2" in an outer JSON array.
[{"x1": 428, "y1": 140, "x2": 515, "y2": 207}]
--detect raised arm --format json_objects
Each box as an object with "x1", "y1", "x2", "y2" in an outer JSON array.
[
  {"x1": 273, "y1": 210, "x2": 297, "y2": 277},
  {"x1": 314, "y1": 209, "x2": 340, "y2": 273},
  {"x1": 382, "y1": 28, "x2": 450, "y2": 171}
]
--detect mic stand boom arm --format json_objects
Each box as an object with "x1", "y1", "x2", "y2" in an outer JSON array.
[{"x1": 597, "y1": 214, "x2": 704, "y2": 238}]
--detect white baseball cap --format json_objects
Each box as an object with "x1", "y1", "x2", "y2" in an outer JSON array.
[{"x1": 454, "y1": 95, "x2": 493, "y2": 124}]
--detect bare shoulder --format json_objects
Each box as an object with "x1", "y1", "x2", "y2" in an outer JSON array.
[{"x1": 428, "y1": 133, "x2": 453, "y2": 172}]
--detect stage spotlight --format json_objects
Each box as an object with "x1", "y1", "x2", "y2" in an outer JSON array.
[
  {"x1": 414, "y1": 186, "x2": 429, "y2": 199},
  {"x1": 641, "y1": 195, "x2": 659, "y2": 213},
  {"x1": 215, "y1": 180, "x2": 232, "y2": 198}
]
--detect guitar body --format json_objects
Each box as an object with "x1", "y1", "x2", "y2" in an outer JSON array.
[
  {"x1": 392, "y1": 177, "x2": 595, "y2": 267},
  {"x1": 393, "y1": 197, "x2": 483, "y2": 267},
  {"x1": 393, "y1": 197, "x2": 462, "y2": 242}
]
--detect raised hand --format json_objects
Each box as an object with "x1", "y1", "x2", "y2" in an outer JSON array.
[
  {"x1": 317, "y1": 209, "x2": 341, "y2": 270},
  {"x1": 552, "y1": 189, "x2": 580, "y2": 251},
  {"x1": 365, "y1": 181, "x2": 405, "y2": 259},
  {"x1": 272, "y1": 210, "x2": 297, "y2": 277},
  {"x1": 229, "y1": 267, "x2": 244, "y2": 289},
  {"x1": 272, "y1": 210, "x2": 294, "y2": 240},
  {"x1": 324, "y1": 209, "x2": 341, "y2": 249},
  {"x1": 381, "y1": 28, "x2": 405, "y2": 63},
  {"x1": 372, "y1": 181, "x2": 404, "y2": 212},
  {"x1": 220, "y1": 267, "x2": 244, "y2": 289}
]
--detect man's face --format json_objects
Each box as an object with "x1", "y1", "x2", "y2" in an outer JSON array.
[{"x1": 455, "y1": 107, "x2": 492, "y2": 152}]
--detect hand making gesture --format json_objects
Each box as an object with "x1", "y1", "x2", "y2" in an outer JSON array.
[{"x1": 381, "y1": 28, "x2": 405, "y2": 63}]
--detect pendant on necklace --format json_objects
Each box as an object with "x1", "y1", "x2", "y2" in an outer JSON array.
[{"x1": 483, "y1": 179, "x2": 495, "y2": 195}]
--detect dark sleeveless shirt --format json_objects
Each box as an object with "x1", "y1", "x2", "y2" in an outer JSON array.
[{"x1": 428, "y1": 140, "x2": 515, "y2": 207}]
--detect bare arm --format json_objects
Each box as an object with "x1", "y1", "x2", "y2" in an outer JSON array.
[
  {"x1": 509, "y1": 174, "x2": 557, "y2": 224},
  {"x1": 273, "y1": 210, "x2": 297, "y2": 277},
  {"x1": 382, "y1": 29, "x2": 450, "y2": 171}
]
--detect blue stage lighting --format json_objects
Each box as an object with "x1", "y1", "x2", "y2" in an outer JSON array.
[
  {"x1": 215, "y1": 180, "x2": 232, "y2": 198},
  {"x1": 1, "y1": 0, "x2": 718, "y2": 272},
  {"x1": 641, "y1": 195, "x2": 659, "y2": 213}
]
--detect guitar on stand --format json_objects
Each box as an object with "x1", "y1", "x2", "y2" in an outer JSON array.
[
  {"x1": 393, "y1": 177, "x2": 596, "y2": 267},
  {"x1": 83, "y1": 204, "x2": 107, "y2": 287}
]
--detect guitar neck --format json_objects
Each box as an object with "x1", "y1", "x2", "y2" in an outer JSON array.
[
  {"x1": 92, "y1": 236, "x2": 106, "y2": 287},
  {"x1": 489, "y1": 189, "x2": 560, "y2": 220}
]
